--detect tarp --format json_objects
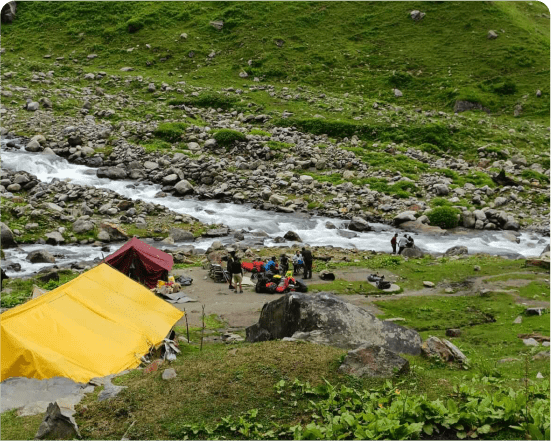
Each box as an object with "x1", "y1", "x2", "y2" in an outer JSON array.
[
  {"x1": 1, "y1": 264, "x2": 183, "y2": 383},
  {"x1": 105, "y1": 237, "x2": 174, "y2": 288}
]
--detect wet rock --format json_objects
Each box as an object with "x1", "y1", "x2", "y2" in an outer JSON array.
[
  {"x1": 0, "y1": 222, "x2": 17, "y2": 248},
  {"x1": 283, "y1": 231, "x2": 302, "y2": 242},
  {"x1": 169, "y1": 228, "x2": 194, "y2": 242},
  {"x1": 325, "y1": 222, "x2": 336, "y2": 229},
  {"x1": 338, "y1": 344, "x2": 409, "y2": 378},
  {"x1": 421, "y1": 336, "x2": 467, "y2": 364},
  {"x1": 348, "y1": 217, "x2": 371, "y2": 232},
  {"x1": 202, "y1": 228, "x2": 229, "y2": 237},
  {"x1": 27, "y1": 249, "x2": 56, "y2": 263},
  {"x1": 97, "y1": 167, "x2": 127, "y2": 180},
  {"x1": 174, "y1": 179, "x2": 194, "y2": 195},
  {"x1": 25, "y1": 139, "x2": 43, "y2": 152},
  {"x1": 246, "y1": 292, "x2": 422, "y2": 354},
  {"x1": 444, "y1": 245, "x2": 468, "y2": 256},
  {"x1": 34, "y1": 402, "x2": 81, "y2": 440}
]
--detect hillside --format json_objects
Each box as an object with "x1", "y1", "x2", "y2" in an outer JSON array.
[{"x1": 2, "y1": 1, "x2": 550, "y2": 118}]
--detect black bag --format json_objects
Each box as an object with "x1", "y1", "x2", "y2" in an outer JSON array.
[
  {"x1": 320, "y1": 272, "x2": 335, "y2": 281},
  {"x1": 231, "y1": 259, "x2": 242, "y2": 274},
  {"x1": 368, "y1": 274, "x2": 382, "y2": 282},
  {"x1": 176, "y1": 275, "x2": 193, "y2": 286},
  {"x1": 376, "y1": 280, "x2": 391, "y2": 290}
]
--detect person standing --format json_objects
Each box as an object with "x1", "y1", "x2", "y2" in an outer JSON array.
[
  {"x1": 391, "y1": 233, "x2": 398, "y2": 254},
  {"x1": 302, "y1": 247, "x2": 313, "y2": 279},
  {"x1": 398, "y1": 235, "x2": 408, "y2": 255},
  {"x1": 292, "y1": 250, "x2": 303, "y2": 275},
  {"x1": 406, "y1": 235, "x2": 415, "y2": 248},
  {"x1": 226, "y1": 250, "x2": 236, "y2": 290},
  {"x1": 230, "y1": 252, "x2": 244, "y2": 293}
]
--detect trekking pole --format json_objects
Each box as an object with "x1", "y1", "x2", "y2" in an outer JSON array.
[
  {"x1": 200, "y1": 304, "x2": 205, "y2": 352},
  {"x1": 184, "y1": 308, "x2": 190, "y2": 343}
]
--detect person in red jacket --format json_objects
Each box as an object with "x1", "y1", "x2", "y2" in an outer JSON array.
[{"x1": 390, "y1": 233, "x2": 398, "y2": 254}]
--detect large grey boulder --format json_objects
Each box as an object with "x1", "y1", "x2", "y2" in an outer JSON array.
[
  {"x1": 27, "y1": 249, "x2": 56, "y2": 263},
  {"x1": 394, "y1": 211, "x2": 416, "y2": 224},
  {"x1": 35, "y1": 402, "x2": 81, "y2": 440},
  {"x1": 174, "y1": 179, "x2": 194, "y2": 195},
  {"x1": 1, "y1": 221, "x2": 18, "y2": 248},
  {"x1": 283, "y1": 231, "x2": 302, "y2": 242},
  {"x1": 401, "y1": 245, "x2": 424, "y2": 258},
  {"x1": 348, "y1": 217, "x2": 371, "y2": 232},
  {"x1": 72, "y1": 218, "x2": 95, "y2": 234},
  {"x1": 444, "y1": 245, "x2": 468, "y2": 256},
  {"x1": 45, "y1": 231, "x2": 65, "y2": 245},
  {"x1": 97, "y1": 167, "x2": 127, "y2": 180},
  {"x1": 339, "y1": 344, "x2": 409, "y2": 378},
  {"x1": 1, "y1": 1, "x2": 16, "y2": 24},
  {"x1": 25, "y1": 139, "x2": 43, "y2": 152},
  {"x1": 397, "y1": 220, "x2": 448, "y2": 236},
  {"x1": 246, "y1": 292, "x2": 422, "y2": 355},
  {"x1": 169, "y1": 228, "x2": 194, "y2": 242}
]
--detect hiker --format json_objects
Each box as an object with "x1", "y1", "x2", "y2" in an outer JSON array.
[
  {"x1": 302, "y1": 247, "x2": 313, "y2": 279},
  {"x1": 406, "y1": 235, "x2": 415, "y2": 248},
  {"x1": 230, "y1": 252, "x2": 244, "y2": 293},
  {"x1": 292, "y1": 251, "x2": 303, "y2": 275},
  {"x1": 264, "y1": 256, "x2": 277, "y2": 272},
  {"x1": 280, "y1": 254, "x2": 289, "y2": 275},
  {"x1": 226, "y1": 251, "x2": 236, "y2": 290},
  {"x1": 398, "y1": 235, "x2": 408, "y2": 255},
  {"x1": 390, "y1": 233, "x2": 398, "y2": 254}
]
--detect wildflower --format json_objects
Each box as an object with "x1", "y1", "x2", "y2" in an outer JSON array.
[
  {"x1": 378, "y1": 403, "x2": 383, "y2": 408},
  {"x1": 395, "y1": 389, "x2": 401, "y2": 395}
]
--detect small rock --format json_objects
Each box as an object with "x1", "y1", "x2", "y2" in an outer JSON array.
[
  {"x1": 513, "y1": 316, "x2": 523, "y2": 324},
  {"x1": 536, "y1": 372, "x2": 544, "y2": 379},
  {"x1": 423, "y1": 281, "x2": 435, "y2": 288},
  {"x1": 162, "y1": 368, "x2": 177, "y2": 380},
  {"x1": 446, "y1": 329, "x2": 461, "y2": 338},
  {"x1": 34, "y1": 402, "x2": 81, "y2": 440},
  {"x1": 338, "y1": 344, "x2": 409, "y2": 378},
  {"x1": 473, "y1": 265, "x2": 481, "y2": 271},
  {"x1": 488, "y1": 30, "x2": 499, "y2": 39},
  {"x1": 523, "y1": 338, "x2": 539, "y2": 346},
  {"x1": 526, "y1": 307, "x2": 545, "y2": 316}
]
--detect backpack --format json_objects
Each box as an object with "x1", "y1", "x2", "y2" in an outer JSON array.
[{"x1": 231, "y1": 259, "x2": 242, "y2": 273}]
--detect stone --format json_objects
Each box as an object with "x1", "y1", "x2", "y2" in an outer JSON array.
[
  {"x1": 473, "y1": 265, "x2": 481, "y2": 271},
  {"x1": 162, "y1": 368, "x2": 177, "y2": 380},
  {"x1": 348, "y1": 217, "x2": 371, "y2": 232},
  {"x1": 393, "y1": 88, "x2": 403, "y2": 97},
  {"x1": 523, "y1": 338, "x2": 539, "y2": 346},
  {"x1": 536, "y1": 372, "x2": 544, "y2": 379},
  {"x1": 325, "y1": 222, "x2": 336, "y2": 229},
  {"x1": 423, "y1": 281, "x2": 435, "y2": 287},
  {"x1": 72, "y1": 218, "x2": 95, "y2": 234},
  {"x1": 246, "y1": 292, "x2": 422, "y2": 354},
  {"x1": 446, "y1": 329, "x2": 461, "y2": 338},
  {"x1": 34, "y1": 402, "x2": 81, "y2": 440},
  {"x1": 68, "y1": 135, "x2": 82, "y2": 147},
  {"x1": 180, "y1": 32, "x2": 188, "y2": 39},
  {"x1": 209, "y1": 20, "x2": 224, "y2": 30},
  {"x1": 25, "y1": 139, "x2": 43, "y2": 152},
  {"x1": 532, "y1": 351, "x2": 550, "y2": 361},
  {"x1": 410, "y1": 10, "x2": 425, "y2": 21},
  {"x1": 45, "y1": 231, "x2": 65, "y2": 245},
  {"x1": 454, "y1": 100, "x2": 490, "y2": 113},
  {"x1": 27, "y1": 249, "x2": 56, "y2": 264},
  {"x1": 97, "y1": 230, "x2": 110, "y2": 242},
  {"x1": 222, "y1": 332, "x2": 244, "y2": 343},
  {"x1": 1, "y1": 221, "x2": 17, "y2": 248},
  {"x1": 444, "y1": 245, "x2": 468, "y2": 256},
  {"x1": 536, "y1": 89, "x2": 542, "y2": 97},
  {"x1": 401, "y1": 245, "x2": 424, "y2": 258},
  {"x1": 169, "y1": 228, "x2": 194, "y2": 242},
  {"x1": 6, "y1": 183, "x2": 21, "y2": 192},
  {"x1": 144, "y1": 161, "x2": 159, "y2": 170},
  {"x1": 283, "y1": 231, "x2": 302, "y2": 242},
  {"x1": 44, "y1": 202, "x2": 64, "y2": 213},
  {"x1": 26, "y1": 101, "x2": 39, "y2": 111},
  {"x1": 434, "y1": 184, "x2": 449, "y2": 196},
  {"x1": 97, "y1": 380, "x2": 127, "y2": 401},
  {"x1": 513, "y1": 316, "x2": 522, "y2": 324},
  {"x1": 269, "y1": 194, "x2": 286, "y2": 205},
  {"x1": 394, "y1": 211, "x2": 417, "y2": 224},
  {"x1": 488, "y1": 30, "x2": 498, "y2": 39},
  {"x1": 421, "y1": 336, "x2": 467, "y2": 364},
  {"x1": 338, "y1": 344, "x2": 409, "y2": 378},
  {"x1": 1, "y1": 1, "x2": 17, "y2": 24},
  {"x1": 239, "y1": 71, "x2": 248, "y2": 78},
  {"x1": 174, "y1": 180, "x2": 194, "y2": 195},
  {"x1": 97, "y1": 167, "x2": 127, "y2": 180},
  {"x1": 526, "y1": 307, "x2": 545, "y2": 316},
  {"x1": 202, "y1": 228, "x2": 229, "y2": 238},
  {"x1": 100, "y1": 223, "x2": 127, "y2": 241}
]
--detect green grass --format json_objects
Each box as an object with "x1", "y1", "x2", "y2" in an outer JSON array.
[
  {"x1": 513, "y1": 280, "x2": 551, "y2": 301},
  {"x1": 153, "y1": 122, "x2": 188, "y2": 143},
  {"x1": 308, "y1": 279, "x2": 379, "y2": 295},
  {"x1": 0, "y1": 410, "x2": 44, "y2": 441}
]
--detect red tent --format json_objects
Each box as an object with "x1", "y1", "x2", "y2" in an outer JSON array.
[{"x1": 105, "y1": 237, "x2": 174, "y2": 288}]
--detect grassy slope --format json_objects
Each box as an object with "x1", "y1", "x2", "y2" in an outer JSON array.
[{"x1": 2, "y1": 1, "x2": 549, "y2": 118}]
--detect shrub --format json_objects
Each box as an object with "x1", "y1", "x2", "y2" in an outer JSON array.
[
  {"x1": 214, "y1": 129, "x2": 246, "y2": 146},
  {"x1": 153, "y1": 122, "x2": 187, "y2": 143},
  {"x1": 126, "y1": 17, "x2": 144, "y2": 33},
  {"x1": 169, "y1": 93, "x2": 240, "y2": 110},
  {"x1": 521, "y1": 169, "x2": 550, "y2": 184},
  {"x1": 388, "y1": 71, "x2": 413, "y2": 88},
  {"x1": 427, "y1": 206, "x2": 460, "y2": 229},
  {"x1": 493, "y1": 80, "x2": 517, "y2": 95}
]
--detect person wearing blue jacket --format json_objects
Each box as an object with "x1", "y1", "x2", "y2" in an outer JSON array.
[{"x1": 264, "y1": 256, "x2": 277, "y2": 272}]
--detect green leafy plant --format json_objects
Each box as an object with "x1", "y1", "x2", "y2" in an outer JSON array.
[
  {"x1": 427, "y1": 206, "x2": 460, "y2": 229},
  {"x1": 214, "y1": 129, "x2": 246, "y2": 146},
  {"x1": 153, "y1": 122, "x2": 188, "y2": 143}
]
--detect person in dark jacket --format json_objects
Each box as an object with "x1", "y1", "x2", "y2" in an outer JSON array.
[
  {"x1": 280, "y1": 254, "x2": 289, "y2": 275},
  {"x1": 301, "y1": 247, "x2": 313, "y2": 279},
  {"x1": 391, "y1": 233, "x2": 398, "y2": 254},
  {"x1": 406, "y1": 235, "x2": 415, "y2": 248},
  {"x1": 226, "y1": 251, "x2": 236, "y2": 290},
  {"x1": 230, "y1": 254, "x2": 244, "y2": 293}
]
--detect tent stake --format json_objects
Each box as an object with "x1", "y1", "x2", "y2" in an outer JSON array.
[
  {"x1": 200, "y1": 304, "x2": 205, "y2": 351},
  {"x1": 184, "y1": 308, "x2": 190, "y2": 343}
]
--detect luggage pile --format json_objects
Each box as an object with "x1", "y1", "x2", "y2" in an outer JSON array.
[{"x1": 254, "y1": 272, "x2": 308, "y2": 294}]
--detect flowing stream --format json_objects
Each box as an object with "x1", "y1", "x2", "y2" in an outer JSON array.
[{"x1": 1, "y1": 140, "x2": 548, "y2": 277}]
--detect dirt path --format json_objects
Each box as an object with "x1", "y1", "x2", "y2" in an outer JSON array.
[{"x1": 170, "y1": 267, "x2": 549, "y2": 329}]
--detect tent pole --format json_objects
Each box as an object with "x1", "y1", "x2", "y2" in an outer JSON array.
[{"x1": 184, "y1": 308, "x2": 190, "y2": 343}]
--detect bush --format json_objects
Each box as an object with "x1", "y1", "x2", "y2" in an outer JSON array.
[
  {"x1": 169, "y1": 93, "x2": 240, "y2": 110},
  {"x1": 214, "y1": 129, "x2": 246, "y2": 146},
  {"x1": 493, "y1": 80, "x2": 517, "y2": 95},
  {"x1": 427, "y1": 206, "x2": 460, "y2": 229},
  {"x1": 153, "y1": 122, "x2": 188, "y2": 143},
  {"x1": 521, "y1": 169, "x2": 550, "y2": 184},
  {"x1": 126, "y1": 17, "x2": 144, "y2": 33}
]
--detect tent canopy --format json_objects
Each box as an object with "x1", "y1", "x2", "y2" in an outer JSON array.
[
  {"x1": 1, "y1": 263, "x2": 183, "y2": 383},
  {"x1": 105, "y1": 237, "x2": 174, "y2": 288}
]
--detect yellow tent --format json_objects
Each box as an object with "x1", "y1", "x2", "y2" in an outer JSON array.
[{"x1": 1, "y1": 263, "x2": 183, "y2": 383}]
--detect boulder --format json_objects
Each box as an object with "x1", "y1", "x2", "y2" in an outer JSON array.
[
  {"x1": 283, "y1": 231, "x2": 302, "y2": 242},
  {"x1": 269, "y1": 194, "x2": 286, "y2": 205},
  {"x1": 453, "y1": 100, "x2": 490, "y2": 114},
  {"x1": 1, "y1": 1, "x2": 16, "y2": 24},
  {"x1": 462, "y1": 211, "x2": 476, "y2": 228},
  {"x1": 45, "y1": 231, "x2": 65, "y2": 245},
  {"x1": 96, "y1": 167, "x2": 127, "y2": 180},
  {"x1": 401, "y1": 245, "x2": 424, "y2": 258},
  {"x1": 72, "y1": 218, "x2": 95, "y2": 234},
  {"x1": 1, "y1": 221, "x2": 18, "y2": 248},
  {"x1": 34, "y1": 402, "x2": 81, "y2": 440},
  {"x1": 169, "y1": 228, "x2": 194, "y2": 242},
  {"x1": 202, "y1": 228, "x2": 229, "y2": 238},
  {"x1": 397, "y1": 220, "x2": 448, "y2": 236},
  {"x1": 68, "y1": 135, "x2": 82, "y2": 147},
  {"x1": 27, "y1": 249, "x2": 56, "y2": 264},
  {"x1": 444, "y1": 245, "x2": 468, "y2": 256},
  {"x1": 393, "y1": 211, "x2": 416, "y2": 225},
  {"x1": 100, "y1": 222, "x2": 127, "y2": 241},
  {"x1": 421, "y1": 336, "x2": 467, "y2": 364},
  {"x1": 434, "y1": 184, "x2": 449, "y2": 196},
  {"x1": 174, "y1": 179, "x2": 194, "y2": 195},
  {"x1": 410, "y1": 10, "x2": 425, "y2": 21},
  {"x1": 25, "y1": 139, "x2": 43, "y2": 152},
  {"x1": 210, "y1": 20, "x2": 224, "y2": 30},
  {"x1": 162, "y1": 368, "x2": 177, "y2": 380},
  {"x1": 348, "y1": 217, "x2": 371, "y2": 232},
  {"x1": 246, "y1": 292, "x2": 422, "y2": 355},
  {"x1": 338, "y1": 344, "x2": 409, "y2": 378}
]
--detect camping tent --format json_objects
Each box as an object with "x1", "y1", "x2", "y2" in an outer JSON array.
[
  {"x1": 105, "y1": 237, "x2": 174, "y2": 288},
  {"x1": 1, "y1": 263, "x2": 183, "y2": 383}
]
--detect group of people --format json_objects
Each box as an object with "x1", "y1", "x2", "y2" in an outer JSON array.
[
  {"x1": 390, "y1": 233, "x2": 415, "y2": 255},
  {"x1": 225, "y1": 247, "x2": 314, "y2": 293}
]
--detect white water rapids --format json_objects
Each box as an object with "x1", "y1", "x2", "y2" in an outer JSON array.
[{"x1": 1, "y1": 140, "x2": 548, "y2": 277}]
